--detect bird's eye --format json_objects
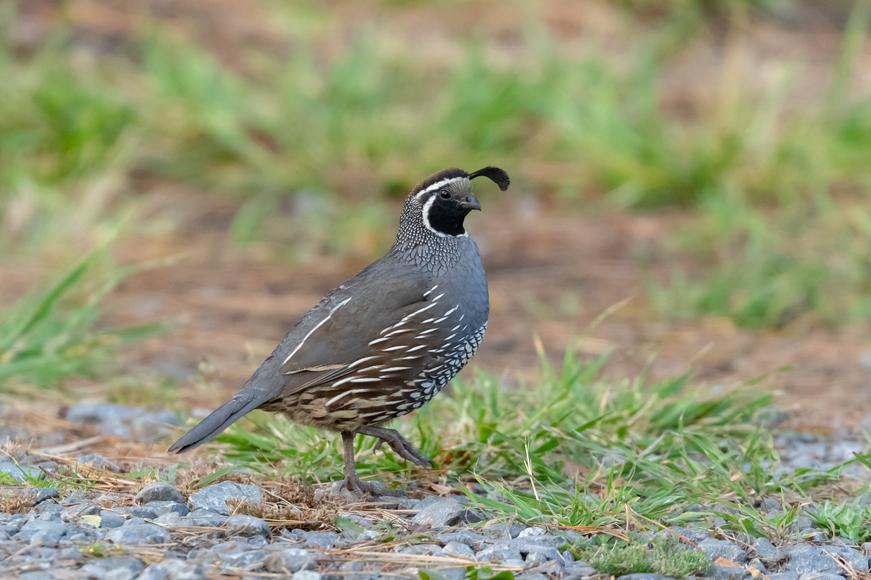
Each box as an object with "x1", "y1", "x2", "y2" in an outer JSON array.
[{"x1": 438, "y1": 190, "x2": 451, "y2": 199}]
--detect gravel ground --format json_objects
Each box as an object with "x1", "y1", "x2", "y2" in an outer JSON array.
[{"x1": 0, "y1": 401, "x2": 868, "y2": 579}]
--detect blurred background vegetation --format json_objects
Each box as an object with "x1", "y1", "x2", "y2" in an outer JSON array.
[{"x1": 1, "y1": 0, "x2": 870, "y2": 395}]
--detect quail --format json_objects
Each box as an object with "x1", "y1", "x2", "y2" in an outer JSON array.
[{"x1": 169, "y1": 166, "x2": 510, "y2": 493}]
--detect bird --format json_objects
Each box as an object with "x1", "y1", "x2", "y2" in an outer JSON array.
[{"x1": 168, "y1": 166, "x2": 510, "y2": 493}]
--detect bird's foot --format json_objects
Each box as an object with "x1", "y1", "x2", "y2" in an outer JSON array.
[
  {"x1": 325, "y1": 475, "x2": 388, "y2": 499},
  {"x1": 360, "y1": 426, "x2": 433, "y2": 467}
]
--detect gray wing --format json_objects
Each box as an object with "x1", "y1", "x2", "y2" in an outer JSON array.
[{"x1": 169, "y1": 257, "x2": 434, "y2": 453}]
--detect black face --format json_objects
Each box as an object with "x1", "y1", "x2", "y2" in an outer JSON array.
[{"x1": 424, "y1": 189, "x2": 481, "y2": 236}]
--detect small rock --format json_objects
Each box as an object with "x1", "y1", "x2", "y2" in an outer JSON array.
[
  {"x1": 398, "y1": 543, "x2": 443, "y2": 555},
  {"x1": 0, "y1": 459, "x2": 41, "y2": 482},
  {"x1": 138, "y1": 558, "x2": 206, "y2": 580},
  {"x1": 698, "y1": 537, "x2": 747, "y2": 563},
  {"x1": 292, "y1": 530, "x2": 342, "y2": 549},
  {"x1": 144, "y1": 501, "x2": 189, "y2": 516},
  {"x1": 442, "y1": 541, "x2": 475, "y2": 559},
  {"x1": 767, "y1": 574, "x2": 799, "y2": 580},
  {"x1": 411, "y1": 498, "x2": 465, "y2": 529},
  {"x1": 99, "y1": 510, "x2": 126, "y2": 528},
  {"x1": 477, "y1": 542, "x2": 522, "y2": 563},
  {"x1": 135, "y1": 483, "x2": 186, "y2": 505},
  {"x1": 32, "y1": 488, "x2": 59, "y2": 505},
  {"x1": 225, "y1": 515, "x2": 270, "y2": 537},
  {"x1": 188, "y1": 482, "x2": 262, "y2": 515},
  {"x1": 263, "y1": 548, "x2": 316, "y2": 573},
  {"x1": 182, "y1": 509, "x2": 227, "y2": 528},
  {"x1": 753, "y1": 537, "x2": 781, "y2": 562},
  {"x1": 61, "y1": 503, "x2": 101, "y2": 523},
  {"x1": 436, "y1": 530, "x2": 488, "y2": 547},
  {"x1": 518, "y1": 526, "x2": 547, "y2": 538},
  {"x1": 799, "y1": 575, "x2": 847, "y2": 580},
  {"x1": 16, "y1": 520, "x2": 67, "y2": 541},
  {"x1": 785, "y1": 543, "x2": 868, "y2": 574},
  {"x1": 292, "y1": 572, "x2": 322, "y2": 580},
  {"x1": 30, "y1": 527, "x2": 65, "y2": 547},
  {"x1": 79, "y1": 557, "x2": 145, "y2": 580},
  {"x1": 108, "y1": 523, "x2": 171, "y2": 546}
]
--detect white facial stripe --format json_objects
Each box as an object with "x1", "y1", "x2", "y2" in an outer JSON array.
[
  {"x1": 421, "y1": 195, "x2": 469, "y2": 238},
  {"x1": 414, "y1": 176, "x2": 467, "y2": 199}
]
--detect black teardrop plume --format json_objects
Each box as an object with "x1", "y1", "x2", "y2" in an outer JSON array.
[{"x1": 467, "y1": 166, "x2": 510, "y2": 191}]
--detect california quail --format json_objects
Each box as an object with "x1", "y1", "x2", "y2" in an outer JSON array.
[{"x1": 169, "y1": 166, "x2": 510, "y2": 493}]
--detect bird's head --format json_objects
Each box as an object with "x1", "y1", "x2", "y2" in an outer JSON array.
[{"x1": 405, "y1": 166, "x2": 510, "y2": 237}]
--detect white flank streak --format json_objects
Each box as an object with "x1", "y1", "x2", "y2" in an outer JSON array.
[
  {"x1": 350, "y1": 377, "x2": 381, "y2": 383},
  {"x1": 450, "y1": 324, "x2": 462, "y2": 331},
  {"x1": 381, "y1": 366, "x2": 411, "y2": 373},
  {"x1": 407, "y1": 344, "x2": 428, "y2": 352},
  {"x1": 330, "y1": 376, "x2": 357, "y2": 389},
  {"x1": 282, "y1": 297, "x2": 351, "y2": 366},
  {"x1": 414, "y1": 176, "x2": 466, "y2": 199},
  {"x1": 382, "y1": 345, "x2": 407, "y2": 352},
  {"x1": 368, "y1": 337, "x2": 390, "y2": 346},
  {"x1": 326, "y1": 389, "x2": 369, "y2": 408},
  {"x1": 348, "y1": 355, "x2": 380, "y2": 368},
  {"x1": 415, "y1": 328, "x2": 438, "y2": 338},
  {"x1": 397, "y1": 355, "x2": 423, "y2": 361},
  {"x1": 357, "y1": 365, "x2": 382, "y2": 373},
  {"x1": 443, "y1": 305, "x2": 460, "y2": 317},
  {"x1": 423, "y1": 284, "x2": 439, "y2": 297},
  {"x1": 385, "y1": 328, "x2": 414, "y2": 337}
]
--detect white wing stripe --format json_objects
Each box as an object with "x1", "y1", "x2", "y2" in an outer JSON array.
[{"x1": 282, "y1": 297, "x2": 351, "y2": 366}]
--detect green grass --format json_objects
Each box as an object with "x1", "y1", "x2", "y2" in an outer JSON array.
[
  {"x1": 211, "y1": 351, "x2": 868, "y2": 541},
  {"x1": 0, "y1": 246, "x2": 158, "y2": 391},
  {"x1": 576, "y1": 534, "x2": 711, "y2": 577},
  {"x1": 810, "y1": 498, "x2": 871, "y2": 543}
]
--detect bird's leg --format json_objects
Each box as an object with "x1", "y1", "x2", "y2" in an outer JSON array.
[
  {"x1": 339, "y1": 431, "x2": 366, "y2": 493},
  {"x1": 358, "y1": 426, "x2": 433, "y2": 467},
  {"x1": 337, "y1": 431, "x2": 386, "y2": 495}
]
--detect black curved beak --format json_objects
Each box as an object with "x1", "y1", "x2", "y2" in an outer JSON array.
[{"x1": 462, "y1": 194, "x2": 482, "y2": 211}]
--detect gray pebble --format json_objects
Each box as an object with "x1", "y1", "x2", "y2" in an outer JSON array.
[
  {"x1": 29, "y1": 527, "x2": 65, "y2": 547},
  {"x1": 99, "y1": 510, "x2": 126, "y2": 528},
  {"x1": 398, "y1": 543, "x2": 443, "y2": 555},
  {"x1": 144, "y1": 501, "x2": 189, "y2": 516},
  {"x1": 263, "y1": 547, "x2": 316, "y2": 573},
  {"x1": 292, "y1": 572, "x2": 322, "y2": 580},
  {"x1": 436, "y1": 530, "x2": 488, "y2": 547},
  {"x1": 108, "y1": 523, "x2": 171, "y2": 546},
  {"x1": 442, "y1": 540, "x2": 475, "y2": 558},
  {"x1": 0, "y1": 460, "x2": 41, "y2": 482},
  {"x1": 16, "y1": 520, "x2": 67, "y2": 541},
  {"x1": 292, "y1": 530, "x2": 342, "y2": 549},
  {"x1": 767, "y1": 573, "x2": 800, "y2": 580},
  {"x1": 411, "y1": 498, "x2": 466, "y2": 529},
  {"x1": 138, "y1": 558, "x2": 206, "y2": 580},
  {"x1": 753, "y1": 537, "x2": 781, "y2": 562},
  {"x1": 182, "y1": 509, "x2": 227, "y2": 527},
  {"x1": 61, "y1": 503, "x2": 100, "y2": 523},
  {"x1": 799, "y1": 575, "x2": 847, "y2": 580},
  {"x1": 79, "y1": 556, "x2": 145, "y2": 580},
  {"x1": 477, "y1": 542, "x2": 522, "y2": 563},
  {"x1": 698, "y1": 537, "x2": 747, "y2": 563},
  {"x1": 135, "y1": 483, "x2": 186, "y2": 505},
  {"x1": 188, "y1": 482, "x2": 262, "y2": 515},
  {"x1": 785, "y1": 543, "x2": 868, "y2": 573},
  {"x1": 225, "y1": 514, "x2": 270, "y2": 537}
]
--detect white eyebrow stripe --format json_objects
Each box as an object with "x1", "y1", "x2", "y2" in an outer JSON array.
[
  {"x1": 282, "y1": 297, "x2": 351, "y2": 366},
  {"x1": 414, "y1": 176, "x2": 467, "y2": 199}
]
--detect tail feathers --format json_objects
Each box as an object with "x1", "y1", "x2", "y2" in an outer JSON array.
[{"x1": 168, "y1": 393, "x2": 264, "y2": 454}]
